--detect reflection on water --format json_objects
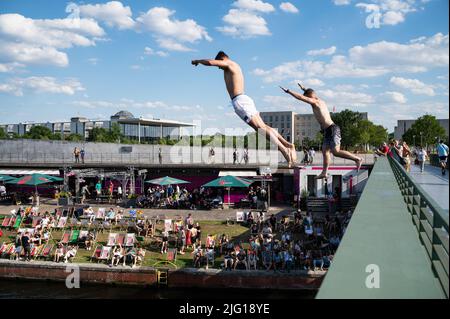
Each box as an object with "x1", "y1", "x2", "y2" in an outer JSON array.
[{"x1": 0, "y1": 279, "x2": 317, "y2": 299}]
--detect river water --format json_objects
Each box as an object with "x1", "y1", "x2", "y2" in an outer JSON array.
[{"x1": 0, "y1": 279, "x2": 316, "y2": 299}]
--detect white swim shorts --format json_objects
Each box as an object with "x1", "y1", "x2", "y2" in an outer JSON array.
[{"x1": 231, "y1": 94, "x2": 259, "y2": 124}]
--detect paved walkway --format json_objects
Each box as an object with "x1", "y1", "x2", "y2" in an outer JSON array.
[{"x1": 409, "y1": 163, "x2": 449, "y2": 212}]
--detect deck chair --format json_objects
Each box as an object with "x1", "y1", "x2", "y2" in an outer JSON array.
[
  {"x1": 68, "y1": 217, "x2": 79, "y2": 229},
  {"x1": 97, "y1": 246, "x2": 112, "y2": 263},
  {"x1": 153, "y1": 248, "x2": 177, "y2": 269},
  {"x1": 205, "y1": 249, "x2": 215, "y2": 269},
  {"x1": 91, "y1": 245, "x2": 102, "y2": 261},
  {"x1": 107, "y1": 233, "x2": 118, "y2": 246},
  {"x1": 69, "y1": 230, "x2": 80, "y2": 244},
  {"x1": 96, "y1": 208, "x2": 106, "y2": 220},
  {"x1": 1, "y1": 217, "x2": 11, "y2": 228},
  {"x1": 12, "y1": 215, "x2": 22, "y2": 230},
  {"x1": 55, "y1": 217, "x2": 67, "y2": 229},
  {"x1": 102, "y1": 220, "x2": 112, "y2": 232},
  {"x1": 32, "y1": 217, "x2": 42, "y2": 228},
  {"x1": 118, "y1": 219, "x2": 127, "y2": 231},
  {"x1": 4, "y1": 244, "x2": 15, "y2": 258},
  {"x1": 30, "y1": 245, "x2": 42, "y2": 259},
  {"x1": 124, "y1": 233, "x2": 135, "y2": 247},
  {"x1": 116, "y1": 233, "x2": 125, "y2": 246},
  {"x1": 0, "y1": 242, "x2": 9, "y2": 255},
  {"x1": 80, "y1": 218, "x2": 90, "y2": 229},
  {"x1": 60, "y1": 231, "x2": 71, "y2": 245},
  {"x1": 38, "y1": 244, "x2": 53, "y2": 260}
]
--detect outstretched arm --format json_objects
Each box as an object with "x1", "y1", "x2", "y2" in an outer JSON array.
[
  {"x1": 280, "y1": 86, "x2": 317, "y2": 105},
  {"x1": 192, "y1": 59, "x2": 229, "y2": 68}
]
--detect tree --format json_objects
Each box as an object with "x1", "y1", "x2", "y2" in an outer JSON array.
[
  {"x1": 0, "y1": 127, "x2": 6, "y2": 139},
  {"x1": 23, "y1": 126, "x2": 54, "y2": 140},
  {"x1": 65, "y1": 134, "x2": 84, "y2": 142},
  {"x1": 403, "y1": 115, "x2": 447, "y2": 147},
  {"x1": 89, "y1": 127, "x2": 110, "y2": 142},
  {"x1": 331, "y1": 110, "x2": 362, "y2": 149}
]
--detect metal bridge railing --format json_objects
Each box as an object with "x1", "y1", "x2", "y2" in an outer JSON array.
[{"x1": 389, "y1": 156, "x2": 449, "y2": 298}]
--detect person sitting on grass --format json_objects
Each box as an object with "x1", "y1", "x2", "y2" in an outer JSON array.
[
  {"x1": 124, "y1": 246, "x2": 137, "y2": 267},
  {"x1": 135, "y1": 245, "x2": 146, "y2": 267},
  {"x1": 54, "y1": 243, "x2": 64, "y2": 263},
  {"x1": 193, "y1": 243, "x2": 204, "y2": 268},
  {"x1": 64, "y1": 245, "x2": 77, "y2": 263},
  {"x1": 105, "y1": 208, "x2": 115, "y2": 221},
  {"x1": 111, "y1": 244, "x2": 123, "y2": 267},
  {"x1": 234, "y1": 249, "x2": 248, "y2": 270},
  {"x1": 248, "y1": 249, "x2": 259, "y2": 270},
  {"x1": 262, "y1": 247, "x2": 273, "y2": 271},
  {"x1": 85, "y1": 231, "x2": 95, "y2": 251}
]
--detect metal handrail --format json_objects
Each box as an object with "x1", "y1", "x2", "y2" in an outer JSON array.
[{"x1": 388, "y1": 156, "x2": 449, "y2": 298}]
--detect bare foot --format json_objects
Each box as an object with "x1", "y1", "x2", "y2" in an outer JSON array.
[
  {"x1": 356, "y1": 157, "x2": 364, "y2": 171},
  {"x1": 290, "y1": 145, "x2": 298, "y2": 163},
  {"x1": 315, "y1": 172, "x2": 329, "y2": 180}
]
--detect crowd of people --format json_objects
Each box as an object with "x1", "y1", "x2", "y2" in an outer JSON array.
[{"x1": 376, "y1": 139, "x2": 449, "y2": 175}]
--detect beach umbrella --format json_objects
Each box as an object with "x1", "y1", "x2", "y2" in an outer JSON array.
[
  {"x1": 202, "y1": 176, "x2": 254, "y2": 207},
  {"x1": 145, "y1": 176, "x2": 190, "y2": 186},
  {"x1": 6, "y1": 173, "x2": 62, "y2": 195},
  {"x1": 0, "y1": 175, "x2": 14, "y2": 182},
  {"x1": 202, "y1": 175, "x2": 253, "y2": 188}
]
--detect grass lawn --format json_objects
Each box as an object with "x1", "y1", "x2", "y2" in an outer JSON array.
[{"x1": 0, "y1": 217, "x2": 251, "y2": 269}]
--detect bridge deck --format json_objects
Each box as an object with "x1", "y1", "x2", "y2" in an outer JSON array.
[
  {"x1": 317, "y1": 158, "x2": 445, "y2": 299},
  {"x1": 409, "y1": 164, "x2": 449, "y2": 212}
]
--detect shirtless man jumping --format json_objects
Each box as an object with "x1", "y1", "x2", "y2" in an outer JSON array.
[
  {"x1": 280, "y1": 84, "x2": 363, "y2": 179},
  {"x1": 192, "y1": 51, "x2": 297, "y2": 166}
]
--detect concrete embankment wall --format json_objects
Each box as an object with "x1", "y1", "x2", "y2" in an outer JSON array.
[{"x1": 0, "y1": 260, "x2": 323, "y2": 290}]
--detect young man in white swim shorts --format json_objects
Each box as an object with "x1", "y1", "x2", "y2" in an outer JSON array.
[{"x1": 192, "y1": 51, "x2": 297, "y2": 167}]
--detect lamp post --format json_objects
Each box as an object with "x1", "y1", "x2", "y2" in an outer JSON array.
[
  {"x1": 420, "y1": 132, "x2": 423, "y2": 147},
  {"x1": 413, "y1": 135, "x2": 416, "y2": 147}
]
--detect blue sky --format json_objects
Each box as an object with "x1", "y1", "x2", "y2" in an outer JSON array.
[{"x1": 0, "y1": 0, "x2": 448, "y2": 133}]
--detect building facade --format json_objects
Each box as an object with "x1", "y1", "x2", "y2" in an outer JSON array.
[
  {"x1": 0, "y1": 111, "x2": 195, "y2": 143},
  {"x1": 261, "y1": 111, "x2": 368, "y2": 145},
  {"x1": 394, "y1": 119, "x2": 449, "y2": 141}
]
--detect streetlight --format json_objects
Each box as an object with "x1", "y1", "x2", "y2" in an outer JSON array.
[
  {"x1": 420, "y1": 132, "x2": 423, "y2": 147},
  {"x1": 413, "y1": 135, "x2": 416, "y2": 147}
]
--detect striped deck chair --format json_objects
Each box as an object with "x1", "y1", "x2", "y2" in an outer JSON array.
[
  {"x1": 1, "y1": 217, "x2": 11, "y2": 228},
  {"x1": 97, "y1": 246, "x2": 111, "y2": 263},
  {"x1": 125, "y1": 233, "x2": 136, "y2": 247},
  {"x1": 102, "y1": 220, "x2": 112, "y2": 232},
  {"x1": 0, "y1": 242, "x2": 8, "y2": 255},
  {"x1": 116, "y1": 233, "x2": 125, "y2": 246},
  {"x1": 107, "y1": 233, "x2": 118, "y2": 246},
  {"x1": 38, "y1": 244, "x2": 53, "y2": 260},
  {"x1": 4, "y1": 244, "x2": 15, "y2": 258},
  {"x1": 30, "y1": 245, "x2": 42, "y2": 259},
  {"x1": 55, "y1": 217, "x2": 67, "y2": 229},
  {"x1": 96, "y1": 208, "x2": 106, "y2": 220},
  {"x1": 68, "y1": 217, "x2": 79, "y2": 229},
  {"x1": 32, "y1": 217, "x2": 42, "y2": 228},
  {"x1": 60, "y1": 231, "x2": 71, "y2": 245},
  {"x1": 118, "y1": 219, "x2": 127, "y2": 231},
  {"x1": 69, "y1": 230, "x2": 80, "y2": 244},
  {"x1": 91, "y1": 245, "x2": 102, "y2": 261}
]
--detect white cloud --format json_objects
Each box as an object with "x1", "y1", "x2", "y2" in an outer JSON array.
[
  {"x1": 319, "y1": 89, "x2": 376, "y2": 107},
  {"x1": 355, "y1": 0, "x2": 428, "y2": 26},
  {"x1": 144, "y1": 47, "x2": 168, "y2": 57},
  {"x1": 253, "y1": 33, "x2": 449, "y2": 82},
  {"x1": 307, "y1": 46, "x2": 337, "y2": 56},
  {"x1": 0, "y1": 13, "x2": 105, "y2": 68},
  {"x1": 156, "y1": 39, "x2": 194, "y2": 52},
  {"x1": 0, "y1": 62, "x2": 24, "y2": 73},
  {"x1": 79, "y1": 1, "x2": 135, "y2": 30},
  {"x1": 217, "y1": 9, "x2": 271, "y2": 38},
  {"x1": 136, "y1": 7, "x2": 211, "y2": 52},
  {"x1": 0, "y1": 77, "x2": 84, "y2": 96},
  {"x1": 87, "y1": 58, "x2": 99, "y2": 65},
  {"x1": 380, "y1": 91, "x2": 407, "y2": 104},
  {"x1": 333, "y1": 0, "x2": 352, "y2": 5},
  {"x1": 301, "y1": 79, "x2": 326, "y2": 87},
  {"x1": 233, "y1": 0, "x2": 275, "y2": 13},
  {"x1": 279, "y1": 2, "x2": 299, "y2": 13},
  {"x1": 390, "y1": 76, "x2": 435, "y2": 96}
]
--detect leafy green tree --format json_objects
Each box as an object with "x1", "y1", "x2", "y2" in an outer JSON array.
[
  {"x1": 23, "y1": 126, "x2": 54, "y2": 140},
  {"x1": 403, "y1": 115, "x2": 447, "y2": 146},
  {"x1": 0, "y1": 127, "x2": 6, "y2": 139},
  {"x1": 331, "y1": 110, "x2": 362, "y2": 149},
  {"x1": 65, "y1": 134, "x2": 84, "y2": 142},
  {"x1": 109, "y1": 123, "x2": 123, "y2": 143}
]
